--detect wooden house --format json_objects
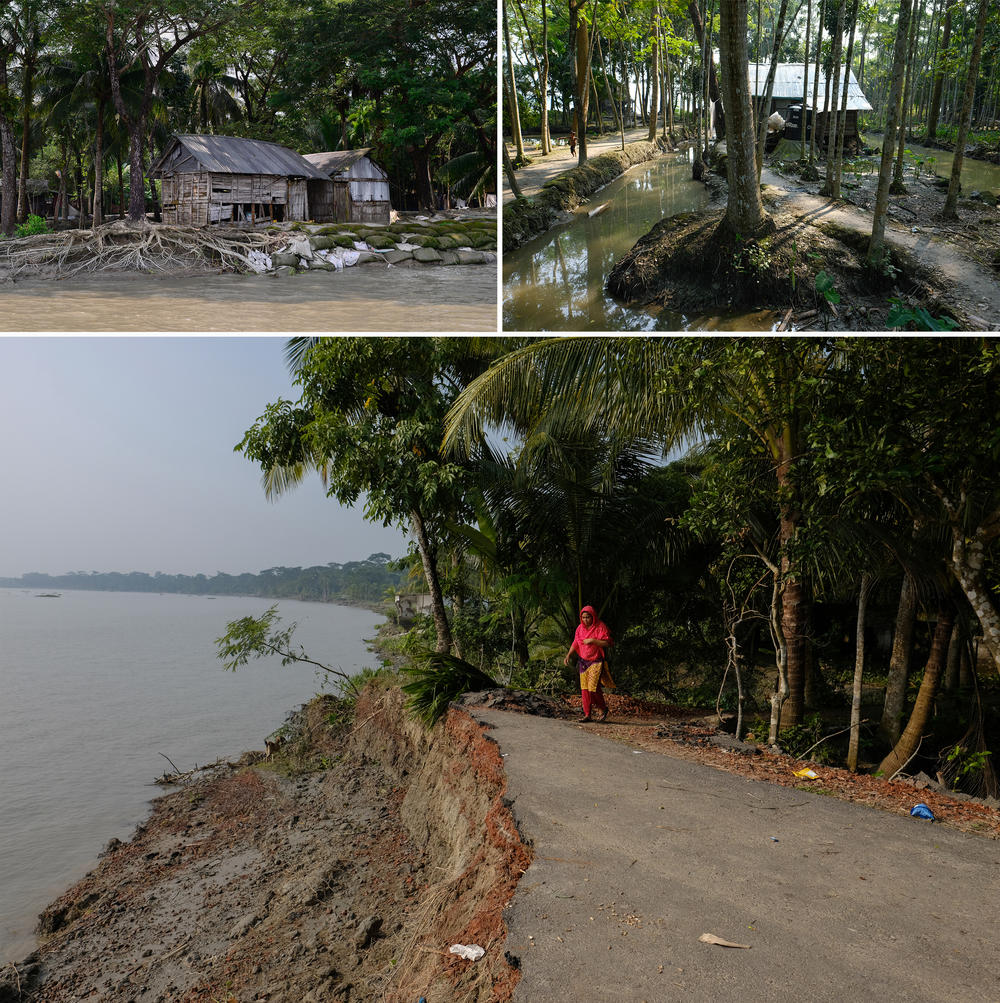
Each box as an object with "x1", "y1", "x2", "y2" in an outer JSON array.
[
  {"x1": 302, "y1": 149, "x2": 392, "y2": 225},
  {"x1": 747, "y1": 63, "x2": 872, "y2": 148},
  {"x1": 147, "y1": 134, "x2": 329, "y2": 226}
]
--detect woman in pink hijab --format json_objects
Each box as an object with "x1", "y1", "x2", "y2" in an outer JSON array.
[{"x1": 564, "y1": 605, "x2": 615, "y2": 722}]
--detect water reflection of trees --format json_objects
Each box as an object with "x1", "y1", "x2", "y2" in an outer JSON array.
[{"x1": 503, "y1": 159, "x2": 707, "y2": 330}]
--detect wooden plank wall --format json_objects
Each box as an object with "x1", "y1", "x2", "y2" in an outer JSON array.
[
  {"x1": 351, "y1": 199, "x2": 392, "y2": 224},
  {"x1": 161, "y1": 172, "x2": 313, "y2": 225}
]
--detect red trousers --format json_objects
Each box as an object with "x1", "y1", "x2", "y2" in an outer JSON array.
[{"x1": 581, "y1": 687, "x2": 607, "y2": 717}]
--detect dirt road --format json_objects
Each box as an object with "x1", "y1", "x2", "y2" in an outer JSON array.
[
  {"x1": 504, "y1": 129, "x2": 656, "y2": 204},
  {"x1": 760, "y1": 167, "x2": 1000, "y2": 328},
  {"x1": 474, "y1": 708, "x2": 1000, "y2": 1003}
]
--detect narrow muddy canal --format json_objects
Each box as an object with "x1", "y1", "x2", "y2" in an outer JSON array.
[
  {"x1": 1, "y1": 265, "x2": 498, "y2": 332},
  {"x1": 504, "y1": 151, "x2": 735, "y2": 331}
]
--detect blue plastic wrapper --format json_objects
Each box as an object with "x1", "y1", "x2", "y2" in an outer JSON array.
[{"x1": 910, "y1": 803, "x2": 935, "y2": 820}]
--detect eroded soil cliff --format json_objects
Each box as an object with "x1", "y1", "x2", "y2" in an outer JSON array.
[{"x1": 2, "y1": 688, "x2": 529, "y2": 1003}]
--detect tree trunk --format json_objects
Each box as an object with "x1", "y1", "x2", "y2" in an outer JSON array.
[
  {"x1": 93, "y1": 98, "x2": 105, "y2": 227},
  {"x1": 878, "y1": 605, "x2": 955, "y2": 779},
  {"x1": 688, "y1": 0, "x2": 721, "y2": 106},
  {"x1": 16, "y1": 55, "x2": 35, "y2": 224},
  {"x1": 716, "y1": 0, "x2": 772, "y2": 238},
  {"x1": 502, "y1": 0, "x2": 525, "y2": 162},
  {"x1": 820, "y1": 0, "x2": 845, "y2": 196},
  {"x1": 866, "y1": 0, "x2": 913, "y2": 268},
  {"x1": 880, "y1": 569, "x2": 917, "y2": 745},
  {"x1": 890, "y1": 3, "x2": 920, "y2": 194},
  {"x1": 768, "y1": 571, "x2": 790, "y2": 745},
  {"x1": 754, "y1": 0, "x2": 791, "y2": 181},
  {"x1": 947, "y1": 518, "x2": 1000, "y2": 671},
  {"x1": 502, "y1": 142, "x2": 524, "y2": 198},
  {"x1": 541, "y1": 0, "x2": 551, "y2": 153},
  {"x1": 775, "y1": 428, "x2": 806, "y2": 726},
  {"x1": 925, "y1": 4, "x2": 950, "y2": 143},
  {"x1": 943, "y1": 622, "x2": 963, "y2": 692},
  {"x1": 410, "y1": 509, "x2": 454, "y2": 655},
  {"x1": 597, "y1": 32, "x2": 624, "y2": 150},
  {"x1": 572, "y1": 0, "x2": 591, "y2": 166},
  {"x1": 809, "y1": 0, "x2": 826, "y2": 163},
  {"x1": 942, "y1": 0, "x2": 991, "y2": 219},
  {"x1": 0, "y1": 51, "x2": 15, "y2": 236},
  {"x1": 647, "y1": 7, "x2": 660, "y2": 142},
  {"x1": 801, "y1": 0, "x2": 812, "y2": 161},
  {"x1": 848, "y1": 572, "x2": 873, "y2": 772},
  {"x1": 832, "y1": 0, "x2": 859, "y2": 196}
]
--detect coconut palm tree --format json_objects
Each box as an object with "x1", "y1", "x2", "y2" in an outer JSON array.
[
  {"x1": 444, "y1": 337, "x2": 843, "y2": 728},
  {"x1": 187, "y1": 54, "x2": 240, "y2": 133}
]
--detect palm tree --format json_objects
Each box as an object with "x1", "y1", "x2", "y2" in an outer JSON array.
[
  {"x1": 187, "y1": 55, "x2": 240, "y2": 133},
  {"x1": 0, "y1": 16, "x2": 19, "y2": 236},
  {"x1": 444, "y1": 338, "x2": 842, "y2": 728},
  {"x1": 9, "y1": 0, "x2": 51, "y2": 223}
]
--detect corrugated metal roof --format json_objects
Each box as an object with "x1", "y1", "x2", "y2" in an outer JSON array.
[
  {"x1": 747, "y1": 63, "x2": 872, "y2": 111},
  {"x1": 149, "y1": 135, "x2": 329, "y2": 179},
  {"x1": 302, "y1": 149, "x2": 376, "y2": 176}
]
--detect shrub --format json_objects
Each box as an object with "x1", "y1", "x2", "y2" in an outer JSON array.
[{"x1": 15, "y1": 214, "x2": 50, "y2": 238}]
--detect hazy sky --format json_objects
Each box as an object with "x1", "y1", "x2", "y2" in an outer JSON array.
[{"x1": 0, "y1": 336, "x2": 410, "y2": 577}]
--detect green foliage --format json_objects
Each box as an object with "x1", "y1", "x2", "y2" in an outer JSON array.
[
  {"x1": 946, "y1": 743, "x2": 992, "y2": 779},
  {"x1": 779, "y1": 713, "x2": 837, "y2": 763},
  {"x1": 885, "y1": 298, "x2": 959, "y2": 332},
  {"x1": 14, "y1": 214, "x2": 50, "y2": 237},
  {"x1": 732, "y1": 234, "x2": 772, "y2": 275},
  {"x1": 814, "y1": 271, "x2": 841, "y2": 305},
  {"x1": 215, "y1": 604, "x2": 356, "y2": 691},
  {"x1": 400, "y1": 651, "x2": 498, "y2": 727}
]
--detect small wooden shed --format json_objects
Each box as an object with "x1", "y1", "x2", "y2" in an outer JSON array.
[
  {"x1": 148, "y1": 134, "x2": 329, "y2": 226},
  {"x1": 747, "y1": 63, "x2": 872, "y2": 148},
  {"x1": 302, "y1": 149, "x2": 392, "y2": 225}
]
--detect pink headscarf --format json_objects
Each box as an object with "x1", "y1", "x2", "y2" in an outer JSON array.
[{"x1": 574, "y1": 606, "x2": 611, "y2": 661}]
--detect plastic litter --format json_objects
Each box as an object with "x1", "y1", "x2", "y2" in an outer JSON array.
[
  {"x1": 769, "y1": 836, "x2": 779, "y2": 842},
  {"x1": 449, "y1": 944, "x2": 485, "y2": 961},
  {"x1": 910, "y1": 803, "x2": 935, "y2": 821},
  {"x1": 247, "y1": 250, "x2": 272, "y2": 273},
  {"x1": 793, "y1": 767, "x2": 819, "y2": 779}
]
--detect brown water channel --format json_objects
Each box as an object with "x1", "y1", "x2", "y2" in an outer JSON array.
[
  {"x1": 0, "y1": 265, "x2": 498, "y2": 332},
  {"x1": 504, "y1": 151, "x2": 724, "y2": 331}
]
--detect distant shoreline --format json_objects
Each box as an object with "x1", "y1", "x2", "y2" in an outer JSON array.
[{"x1": 0, "y1": 584, "x2": 392, "y2": 616}]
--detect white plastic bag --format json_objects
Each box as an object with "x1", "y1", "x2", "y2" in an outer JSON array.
[{"x1": 449, "y1": 944, "x2": 485, "y2": 961}]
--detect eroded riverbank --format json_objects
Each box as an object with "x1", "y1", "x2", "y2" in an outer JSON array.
[{"x1": 3, "y1": 687, "x2": 529, "y2": 1003}]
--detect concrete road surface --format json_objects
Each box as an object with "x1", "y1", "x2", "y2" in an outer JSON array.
[{"x1": 472, "y1": 709, "x2": 1000, "y2": 1003}]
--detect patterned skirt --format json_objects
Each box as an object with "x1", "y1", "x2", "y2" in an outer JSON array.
[{"x1": 578, "y1": 656, "x2": 615, "y2": 693}]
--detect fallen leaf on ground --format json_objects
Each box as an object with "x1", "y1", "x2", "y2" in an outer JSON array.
[{"x1": 699, "y1": 933, "x2": 751, "y2": 949}]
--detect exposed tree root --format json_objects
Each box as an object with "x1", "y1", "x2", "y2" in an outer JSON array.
[{"x1": 0, "y1": 221, "x2": 289, "y2": 280}]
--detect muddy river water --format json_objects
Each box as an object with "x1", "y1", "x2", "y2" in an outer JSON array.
[
  {"x1": 503, "y1": 151, "x2": 713, "y2": 331},
  {"x1": 0, "y1": 264, "x2": 498, "y2": 332}
]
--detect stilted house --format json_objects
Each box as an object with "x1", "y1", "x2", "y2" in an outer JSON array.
[
  {"x1": 148, "y1": 134, "x2": 329, "y2": 226},
  {"x1": 302, "y1": 149, "x2": 392, "y2": 224},
  {"x1": 747, "y1": 63, "x2": 872, "y2": 149}
]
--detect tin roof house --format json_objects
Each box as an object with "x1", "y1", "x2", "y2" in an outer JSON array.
[
  {"x1": 302, "y1": 149, "x2": 392, "y2": 225},
  {"x1": 747, "y1": 63, "x2": 872, "y2": 144},
  {"x1": 148, "y1": 134, "x2": 329, "y2": 226}
]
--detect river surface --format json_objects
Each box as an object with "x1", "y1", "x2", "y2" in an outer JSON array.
[
  {"x1": 0, "y1": 265, "x2": 498, "y2": 332},
  {"x1": 0, "y1": 588, "x2": 383, "y2": 961},
  {"x1": 503, "y1": 152, "x2": 715, "y2": 331}
]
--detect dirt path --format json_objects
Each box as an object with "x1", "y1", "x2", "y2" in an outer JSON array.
[
  {"x1": 761, "y1": 167, "x2": 1000, "y2": 328},
  {"x1": 503, "y1": 129, "x2": 653, "y2": 204}
]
